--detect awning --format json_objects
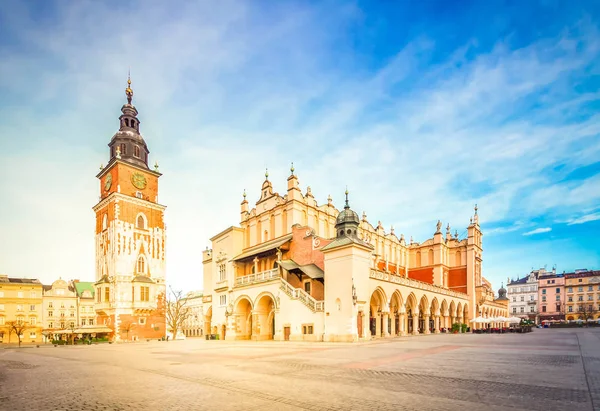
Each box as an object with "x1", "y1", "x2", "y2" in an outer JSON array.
[
  {"x1": 50, "y1": 326, "x2": 113, "y2": 335},
  {"x1": 231, "y1": 234, "x2": 293, "y2": 262},
  {"x1": 278, "y1": 259, "x2": 324, "y2": 279}
]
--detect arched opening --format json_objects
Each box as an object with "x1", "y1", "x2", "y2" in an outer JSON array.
[
  {"x1": 455, "y1": 250, "x2": 462, "y2": 266},
  {"x1": 416, "y1": 251, "x2": 422, "y2": 266},
  {"x1": 390, "y1": 291, "x2": 404, "y2": 336},
  {"x1": 204, "y1": 306, "x2": 212, "y2": 338},
  {"x1": 418, "y1": 296, "x2": 429, "y2": 333},
  {"x1": 369, "y1": 288, "x2": 386, "y2": 337},
  {"x1": 136, "y1": 214, "x2": 146, "y2": 229},
  {"x1": 405, "y1": 293, "x2": 419, "y2": 335},
  {"x1": 102, "y1": 214, "x2": 108, "y2": 231},
  {"x1": 134, "y1": 145, "x2": 140, "y2": 158},
  {"x1": 254, "y1": 294, "x2": 276, "y2": 340},
  {"x1": 120, "y1": 143, "x2": 126, "y2": 155},
  {"x1": 125, "y1": 118, "x2": 130, "y2": 127},
  {"x1": 428, "y1": 249, "x2": 434, "y2": 265},
  {"x1": 233, "y1": 297, "x2": 253, "y2": 340}
]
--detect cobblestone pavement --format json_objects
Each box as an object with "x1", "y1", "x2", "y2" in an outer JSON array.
[{"x1": 1, "y1": 328, "x2": 599, "y2": 410}]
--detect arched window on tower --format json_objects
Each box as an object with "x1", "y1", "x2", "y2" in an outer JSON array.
[
  {"x1": 111, "y1": 146, "x2": 114, "y2": 157},
  {"x1": 131, "y1": 120, "x2": 136, "y2": 129},
  {"x1": 416, "y1": 251, "x2": 422, "y2": 267},
  {"x1": 120, "y1": 143, "x2": 126, "y2": 155},
  {"x1": 137, "y1": 256, "x2": 146, "y2": 274},
  {"x1": 428, "y1": 249, "x2": 434, "y2": 266},
  {"x1": 134, "y1": 146, "x2": 140, "y2": 158},
  {"x1": 102, "y1": 214, "x2": 108, "y2": 231},
  {"x1": 125, "y1": 119, "x2": 130, "y2": 127},
  {"x1": 136, "y1": 214, "x2": 146, "y2": 229},
  {"x1": 455, "y1": 250, "x2": 461, "y2": 266}
]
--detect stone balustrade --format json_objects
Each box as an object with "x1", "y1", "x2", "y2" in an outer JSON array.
[{"x1": 369, "y1": 269, "x2": 468, "y2": 300}]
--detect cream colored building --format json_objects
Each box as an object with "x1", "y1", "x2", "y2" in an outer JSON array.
[
  {"x1": 42, "y1": 279, "x2": 79, "y2": 333},
  {"x1": 202, "y1": 168, "x2": 508, "y2": 342},
  {"x1": 181, "y1": 290, "x2": 204, "y2": 337},
  {"x1": 73, "y1": 281, "x2": 96, "y2": 327},
  {"x1": 0, "y1": 275, "x2": 44, "y2": 344}
]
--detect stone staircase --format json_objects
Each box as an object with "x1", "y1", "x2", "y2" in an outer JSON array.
[{"x1": 279, "y1": 277, "x2": 324, "y2": 312}]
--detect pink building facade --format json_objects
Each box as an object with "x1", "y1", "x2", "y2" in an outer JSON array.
[{"x1": 538, "y1": 274, "x2": 565, "y2": 321}]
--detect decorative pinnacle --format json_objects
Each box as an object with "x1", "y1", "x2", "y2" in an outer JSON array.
[
  {"x1": 265, "y1": 168, "x2": 269, "y2": 180},
  {"x1": 344, "y1": 186, "x2": 349, "y2": 209},
  {"x1": 99, "y1": 163, "x2": 104, "y2": 171},
  {"x1": 125, "y1": 69, "x2": 133, "y2": 104},
  {"x1": 474, "y1": 203, "x2": 478, "y2": 215},
  {"x1": 154, "y1": 161, "x2": 159, "y2": 171},
  {"x1": 290, "y1": 162, "x2": 294, "y2": 175},
  {"x1": 243, "y1": 189, "x2": 247, "y2": 199}
]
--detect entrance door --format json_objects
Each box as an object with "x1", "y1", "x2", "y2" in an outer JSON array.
[
  {"x1": 357, "y1": 312, "x2": 363, "y2": 338},
  {"x1": 284, "y1": 326, "x2": 291, "y2": 341}
]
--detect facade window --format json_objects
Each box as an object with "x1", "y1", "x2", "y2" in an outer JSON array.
[
  {"x1": 102, "y1": 214, "x2": 108, "y2": 230},
  {"x1": 29, "y1": 332, "x2": 36, "y2": 339},
  {"x1": 520, "y1": 296, "x2": 524, "y2": 302},
  {"x1": 556, "y1": 304, "x2": 561, "y2": 311},
  {"x1": 530, "y1": 295, "x2": 534, "y2": 301},
  {"x1": 30, "y1": 291, "x2": 36, "y2": 298},
  {"x1": 104, "y1": 287, "x2": 110, "y2": 302},
  {"x1": 70, "y1": 322, "x2": 75, "y2": 328},
  {"x1": 48, "y1": 302, "x2": 53, "y2": 308},
  {"x1": 70, "y1": 311, "x2": 75, "y2": 317},
  {"x1": 137, "y1": 256, "x2": 146, "y2": 274},
  {"x1": 17, "y1": 304, "x2": 23, "y2": 312},
  {"x1": 512, "y1": 307, "x2": 516, "y2": 313},
  {"x1": 589, "y1": 285, "x2": 593, "y2": 291},
  {"x1": 81, "y1": 319, "x2": 86, "y2": 326},
  {"x1": 60, "y1": 322, "x2": 65, "y2": 328},
  {"x1": 568, "y1": 306, "x2": 573, "y2": 312},
  {"x1": 542, "y1": 289, "x2": 546, "y2": 294},
  {"x1": 140, "y1": 286, "x2": 150, "y2": 302},
  {"x1": 578, "y1": 296, "x2": 583, "y2": 302},
  {"x1": 556, "y1": 288, "x2": 560, "y2": 293},
  {"x1": 579, "y1": 279, "x2": 582, "y2": 282},
  {"x1": 89, "y1": 319, "x2": 94, "y2": 326},
  {"x1": 0, "y1": 304, "x2": 4, "y2": 311},
  {"x1": 512, "y1": 297, "x2": 516, "y2": 302},
  {"x1": 120, "y1": 143, "x2": 126, "y2": 155},
  {"x1": 17, "y1": 291, "x2": 23, "y2": 298},
  {"x1": 588, "y1": 295, "x2": 593, "y2": 301},
  {"x1": 29, "y1": 305, "x2": 35, "y2": 311},
  {"x1": 139, "y1": 317, "x2": 146, "y2": 325},
  {"x1": 134, "y1": 146, "x2": 140, "y2": 157},
  {"x1": 304, "y1": 281, "x2": 311, "y2": 294},
  {"x1": 218, "y1": 264, "x2": 226, "y2": 282},
  {"x1": 542, "y1": 306, "x2": 546, "y2": 312},
  {"x1": 520, "y1": 307, "x2": 524, "y2": 313},
  {"x1": 48, "y1": 322, "x2": 53, "y2": 328},
  {"x1": 137, "y1": 214, "x2": 145, "y2": 229},
  {"x1": 568, "y1": 296, "x2": 573, "y2": 302},
  {"x1": 556, "y1": 295, "x2": 560, "y2": 301},
  {"x1": 29, "y1": 317, "x2": 36, "y2": 325},
  {"x1": 302, "y1": 325, "x2": 314, "y2": 334},
  {"x1": 48, "y1": 311, "x2": 53, "y2": 317},
  {"x1": 60, "y1": 312, "x2": 65, "y2": 317},
  {"x1": 219, "y1": 295, "x2": 226, "y2": 306},
  {"x1": 542, "y1": 296, "x2": 546, "y2": 302},
  {"x1": 530, "y1": 306, "x2": 535, "y2": 313},
  {"x1": 579, "y1": 287, "x2": 583, "y2": 292}
]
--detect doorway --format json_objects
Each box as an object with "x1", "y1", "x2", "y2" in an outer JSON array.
[{"x1": 284, "y1": 326, "x2": 291, "y2": 341}]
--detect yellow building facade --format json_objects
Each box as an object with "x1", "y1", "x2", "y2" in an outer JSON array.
[
  {"x1": 565, "y1": 270, "x2": 600, "y2": 320},
  {"x1": 202, "y1": 168, "x2": 508, "y2": 342},
  {"x1": 42, "y1": 279, "x2": 79, "y2": 335},
  {"x1": 0, "y1": 275, "x2": 44, "y2": 344}
]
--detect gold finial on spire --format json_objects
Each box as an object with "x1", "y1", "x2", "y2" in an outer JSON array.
[
  {"x1": 99, "y1": 163, "x2": 104, "y2": 171},
  {"x1": 125, "y1": 68, "x2": 133, "y2": 104},
  {"x1": 290, "y1": 162, "x2": 294, "y2": 175},
  {"x1": 344, "y1": 186, "x2": 349, "y2": 209},
  {"x1": 265, "y1": 168, "x2": 269, "y2": 180},
  {"x1": 243, "y1": 189, "x2": 247, "y2": 199},
  {"x1": 154, "y1": 161, "x2": 159, "y2": 172}
]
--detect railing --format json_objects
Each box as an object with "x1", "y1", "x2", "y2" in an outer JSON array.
[
  {"x1": 234, "y1": 269, "x2": 280, "y2": 287},
  {"x1": 369, "y1": 269, "x2": 468, "y2": 299},
  {"x1": 202, "y1": 295, "x2": 212, "y2": 303},
  {"x1": 279, "y1": 278, "x2": 324, "y2": 312}
]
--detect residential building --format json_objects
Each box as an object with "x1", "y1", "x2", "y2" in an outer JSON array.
[
  {"x1": 507, "y1": 269, "x2": 540, "y2": 322},
  {"x1": 72, "y1": 281, "x2": 96, "y2": 327},
  {"x1": 42, "y1": 279, "x2": 79, "y2": 336},
  {"x1": 564, "y1": 269, "x2": 600, "y2": 321},
  {"x1": 0, "y1": 275, "x2": 44, "y2": 344},
  {"x1": 537, "y1": 270, "x2": 565, "y2": 322},
  {"x1": 93, "y1": 77, "x2": 166, "y2": 341},
  {"x1": 181, "y1": 290, "x2": 204, "y2": 337},
  {"x1": 202, "y1": 170, "x2": 508, "y2": 342}
]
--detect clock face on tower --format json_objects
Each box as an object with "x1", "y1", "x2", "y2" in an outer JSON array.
[
  {"x1": 131, "y1": 172, "x2": 147, "y2": 190},
  {"x1": 104, "y1": 174, "x2": 112, "y2": 191}
]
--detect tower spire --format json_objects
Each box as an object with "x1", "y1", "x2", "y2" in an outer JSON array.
[
  {"x1": 344, "y1": 186, "x2": 350, "y2": 209},
  {"x1": 125, "y1": 69, "x2": 133, "y2": 104}
]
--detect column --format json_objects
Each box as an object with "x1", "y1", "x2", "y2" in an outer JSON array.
[
  {"x1": 382, "y1": 313, "x2": 389, "y2": 337},
  {"x1": 424, "y1": 314, "x2": 431, "y2": 334},
  {"x1": 457, "y1": 316, "x2": 463, "y2": 332},
  {"x1": 434, "y1": 316, "x2": 441, "y2": 334},
  {"x1": 390, "y1": 314, "x2": 396, "y2": 336},
  {"x1": 412, "y1": 314, "x2": 419, "y2": 335},
  {"x1": 375, "y1": 313, "x2": 381, "y2": 337},
  {"x1": 400, "y1": 313, "x2": 407, "y2": 336}
]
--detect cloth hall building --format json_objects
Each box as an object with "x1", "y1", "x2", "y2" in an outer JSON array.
[{"x1": 202, "y1": 168, "x2": 508, "y2": 342}]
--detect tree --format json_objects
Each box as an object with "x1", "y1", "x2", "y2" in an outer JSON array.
[
  {"x1": 577, "y1": 304, "x2": 597, "y2": 325},
  {"x1": 165, "y1": 287, "x2": 191, "y2": 341},
  {"x1": 6, "y1": 321, "x2": 30, "y2": 347},
  {"x1": 120, "y1": 321, "x2": 135, "y2": 341}
]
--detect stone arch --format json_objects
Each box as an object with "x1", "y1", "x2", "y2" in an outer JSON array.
[
  {"x1": 418, "y1": 295, "x2": 429, "y2": 315},
  {"x1": 449, "y1": 300, "x2": 456, "y2": 318},
  {"x1": 136, "y1": 212, "x2": 147, "y2": 230},
  {"x1": 204, "y1": 305, "x2": 212, "y2": 337},
  {"x1": 254, "y1": 293, "x2": 276, "y2": 340},
  {"x1": 441, "y1": 299, "x2": 449, "y2": 316},
  {"x1": 390, "y1": 290, "x2": 404, "y2": 313},
  {"x1": 440, "y1": 299, "x2": 449, "y2": 330},
  {"x1": 456, "y1": 302, "x2": 463, "y2": 322},
  {"x1": 389, "y1": 290, "x2": 404, "y2": 336},
  {"x1": 369, "y1": 287, "x2": 388, "y2": 337},
  {"x1": 233, "y1": 296, "x2": 253, "y2": 340},
  {"x1": 430, "y1": 297, "x2": 440, "y2": 316},
  {"x1": 463, "y1": 303, "x2": 470, "y2": 325}
]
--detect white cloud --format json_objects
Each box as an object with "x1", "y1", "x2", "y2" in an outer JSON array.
[
  {"x1": 566, "y1": 212, "x2": 600, "y2": 225},
  {"x1": 523, "y1": 227, "x2": 552, "y2": 236}
]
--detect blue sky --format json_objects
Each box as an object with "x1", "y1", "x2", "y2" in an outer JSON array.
[{"x1": 0, "y1": 0, "x2": 599, "y2": 292}]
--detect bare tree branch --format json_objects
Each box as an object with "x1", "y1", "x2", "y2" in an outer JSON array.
[
  {"x1": 164, "y1": 287, "x2": 191, "y2": 341},
  {"x1": 6, "y1": 321, "x2": 31, "y2": 347}
]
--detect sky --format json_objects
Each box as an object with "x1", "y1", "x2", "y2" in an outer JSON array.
[{"x1": 0, "y1": 0, "x2": 599, "y2": 293}]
